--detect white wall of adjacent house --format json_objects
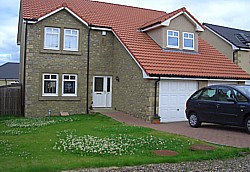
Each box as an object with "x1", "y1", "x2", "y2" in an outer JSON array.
[
  {"x1": 208, "y1": 81, "x2": 237, "y2": 86},
  {"x1": 246, "y1": 80, "x2": 250, "y2": 85},
  {"x1": 159, "y1": 80, "x2": 198, "y2": 122}
]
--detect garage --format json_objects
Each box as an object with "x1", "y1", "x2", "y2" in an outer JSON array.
[{"x1": 159, "y1": 80, "x2": 198, "y2": 122}]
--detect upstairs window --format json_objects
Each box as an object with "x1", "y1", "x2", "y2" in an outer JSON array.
[
  {"x1": 62, "y1": 74, "x2": 77, "y2": 96},
  {"x1": 167, "y1": 30, "x2": 179, "y2": 48},
  {"x1": 44, "y1": 27, "x2": 60, "y2": 50},
  {"x1": 183, "y1": 32, "x2": 194, "y2": 50},
  {"x1": 64, "y1": 29, "x2": 79, "y2": 51},
  {"x1": 42, "y1": 74, "x2": 58, "y2": 96}
]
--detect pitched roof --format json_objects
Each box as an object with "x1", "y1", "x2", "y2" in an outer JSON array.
[
  {"x1": 204, "y1": 23, "x2": 250, "y2": 50},
  {"x1": 21, "y1": 0, "x2": 250, "y2": 79},
  {"x1": 0, "y1": 62, "x2": 19, "y2": 80},
  {"x1": 140, "y1": 7, "x2": 204, "y2": 32}
]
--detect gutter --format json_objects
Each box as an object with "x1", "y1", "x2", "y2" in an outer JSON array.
[{"x1": 154, "y1": 77, "x2": 160, "y2": 116}]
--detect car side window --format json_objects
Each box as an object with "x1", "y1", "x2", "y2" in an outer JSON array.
[
  {"x1": 233, "y1": 90, "x2": 248, "y2": 102},
  {"x1": 190, "y1": 89, "x2": 203, "y2": 100},
  {"x1": 217, "y1": 87, "x2": 234, "y2": 102},
  {"x1": 199, "y1": 88, "x2": 216, "y2": 101}
]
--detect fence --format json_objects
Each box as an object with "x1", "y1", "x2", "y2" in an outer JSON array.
[{"x1": 0, "y1": 84, "x2": 22, "y2": 116}]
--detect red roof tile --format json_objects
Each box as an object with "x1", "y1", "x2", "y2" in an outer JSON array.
[{"x1": 21, "y1": 0, "x2": 250, "y2": 79}]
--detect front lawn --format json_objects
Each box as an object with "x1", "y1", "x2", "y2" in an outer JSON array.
[{"x1": 0, "y1": 114, "x2": 248, "y2": 172}]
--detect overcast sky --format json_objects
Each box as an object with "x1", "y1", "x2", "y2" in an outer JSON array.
[{"x1": 0, "y1": 0, "x2": 249, "y2": 65}]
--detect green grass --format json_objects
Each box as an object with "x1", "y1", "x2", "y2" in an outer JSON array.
[{"x1": 0, "y1": 114, "x2": 248, "y2": 172}]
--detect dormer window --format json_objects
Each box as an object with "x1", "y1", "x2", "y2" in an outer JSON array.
[
  {"x1": 183, "y1": 32, "x2": 194, "y2": 50},
  {"x1": 167, "y1": 30, "x2": 179, "y2": 48}
]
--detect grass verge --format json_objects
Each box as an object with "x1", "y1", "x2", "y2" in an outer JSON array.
[{"x1": 0, "y1": 114, "x2": 248, "y2": 172}]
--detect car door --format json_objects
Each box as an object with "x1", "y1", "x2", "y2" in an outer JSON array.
[
  {"x1": 216, "y1": 86, "x2": 238, "y2": 124},
  {"x1": 195, "y1": 87, "x2": 217, "y2": 122},
  {"x1": 233, "y1": 89, "x2": 250, "y2": 125}
]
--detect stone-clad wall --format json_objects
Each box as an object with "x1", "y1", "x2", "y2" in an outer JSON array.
[
  {"x1": 25, "y1": 10, "x2": 88, "y2": 117},
  {"x1": 112, "y1": 38, "x2": 156, "y2": 121},
  {"x1": 24, "y1": 9, "x2": 156, "y2": 118}
]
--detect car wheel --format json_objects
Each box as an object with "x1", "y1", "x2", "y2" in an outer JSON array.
[
  {"x1": 245, "y1": 116, "x2": 250, "y2": 134},
  {"x1": 188, "y1": 113, "x2": 201, "y2": 128}
]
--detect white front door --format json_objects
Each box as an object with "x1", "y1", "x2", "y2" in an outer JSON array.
[{"x1": 93, "y1": 76, "x2": 112, "y2": 108}]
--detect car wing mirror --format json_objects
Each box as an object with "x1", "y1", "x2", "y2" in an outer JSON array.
[{"x1": 227, "y1": 97, "x2": 237, "y2": 103}]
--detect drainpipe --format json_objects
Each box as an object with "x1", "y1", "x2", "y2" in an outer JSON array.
[
  {"x1": 154, "y1": 77, "x2": 160, "y2": 116},
  {"x1": 22, "y1": 20, "x2": 28, "y2": 116},
  {"x1": 233, "y1": 49, "x2": 240, "y2": 64},
  {"x1": 86, "y1": 25, "x2": 92, "y2": 114}
]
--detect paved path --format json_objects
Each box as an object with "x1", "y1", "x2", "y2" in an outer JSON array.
[{"x1": 95, "y1": 109, "x2": 250, "y2": 148}]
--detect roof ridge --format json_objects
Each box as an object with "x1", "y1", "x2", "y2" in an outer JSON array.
[
  {"x1": 0, "y1": 62, "x2": 19, "y2": 67},
  {"x1": 140, "y1": 7, "x2": 186, "y2": 29},
  {"x1": 91, "y1": 0, "x2": 166, "y2": 13}
]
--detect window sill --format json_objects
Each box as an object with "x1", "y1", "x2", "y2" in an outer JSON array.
[
  {"x1": 40, "y1": 49, "x2": 82, "y2": 56},
  {"x1": 39, "y1": 96, "x2": 81, "y2": 101}
]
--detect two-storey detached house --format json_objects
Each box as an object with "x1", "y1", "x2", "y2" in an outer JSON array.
[{"x1": 17, "y1": 0, "x2": 250, "y2": 122}]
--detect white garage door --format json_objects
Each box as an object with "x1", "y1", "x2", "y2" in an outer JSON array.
[
  {"x1": 208, "y1": 81, "x2": 237, "y2": 86},
  {"x1": 159, "y1": 80, "x2": 198, "y2": 122}
]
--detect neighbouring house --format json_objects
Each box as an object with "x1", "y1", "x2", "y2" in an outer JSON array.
[
  {"x1": 0, "y1": 62, "x2": 19, "y2": 86},
  {"x1": 201, "y1": 23, "x2": 250, "y2": 85},
  {"x1": 17, "y1": 0, "x2": 250, "y2": 122}
]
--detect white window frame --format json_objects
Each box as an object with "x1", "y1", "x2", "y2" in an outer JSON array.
[
  {"x1": 44, "y1": 27, "x2": 60, "y2": 50},
  {"x1": 167, "y1": 30, "x2": 179, "y2": 48},
  {"x1": 63, "y1": 29, "x2": 79, "y2": 51},
  {"x1": 62, "y1": 74, "x2": 77, "y2": 96},
  {"x1": 42, "y1": 74, "x2": 58, "y2": 96},
  {"x1": 183, "y1": 32, "x2": 194, "y2": 50}
]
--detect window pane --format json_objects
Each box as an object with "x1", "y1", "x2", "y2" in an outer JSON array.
[
  {"x1": 107, "y1": 78, "x2": 111, "y2": 92},
  {"x1": 200, "y1": 88, "x2": 216, "y2": 100},
  {"x1": 184, "y1": 39, "x2": 193, "y2": 48},
  {"x1": 95, "y1": 77, "x2": 103, "y2": 92},
  {"x1": 44, "y1": 75, "x2": 50, "y2": 79},
  {"x1": 173, "y1": 32, "x2": 178, "y2": 37},
  {"x1": 70, "y1": 76, "x2": 75, "y2": 80},
  {"x1": 53, "y1": 28, "x2": 59, "y2": 33},
  {"x1": 168, "y1": 37, "x2": 178, "y2": 46},
  {"x1": 189, "y1": 34, "x2": 193, "y2": 38},
  {"x1": 233, "y1": 90, "x2": 248, "y2": 102},
  {"x1": 44, "y1": 81, "x2": 56, "y2": 93},
  {"x1": 46, "y1": 28, "x2": 52, "y2": 33},
  {"x1": 45, "y1": 34, "x2": 59, "y2": 48},
  {"x1": 64, "y1": 75, "x2": 69, "y2": 80},
  {"x1": 190, "y1": 89, "x2": 203, "y2": 100},
  {"x1": 51, "y1": 75, "x2": 57, "y2": 79},
  {"x1": 65, "y1": 30, "x2": 71, "y2": 34},
  {"x1": 64, "y1": 81, "x2": 75, "y2": 94},
  {"x1": 168, "y1": 31, "x2": 173, "y2": 35},
  {"x1": 44, "y1": 28, "x2": 60, "y2": 49},
  {"x1": 64, "y1": 29, "x2": 78, "y2": 50},
  {"x1": 184, "y1": 33, "x2": 188, "y2": 37},
  {"x1": 218, "y1": 87, "x2": 232, "y2": 101}
]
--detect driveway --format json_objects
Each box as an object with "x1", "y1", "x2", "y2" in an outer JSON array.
[{"x1": 97, "y1": 109, "x2": 250, "y2": 148}]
